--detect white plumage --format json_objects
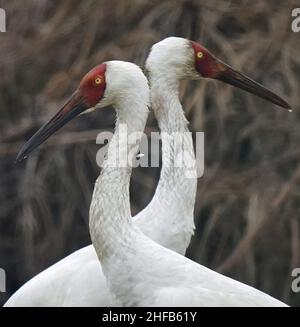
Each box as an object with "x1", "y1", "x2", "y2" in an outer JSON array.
[
  {"x1": 5, "y1": 55, "x2": 197, "y2": 306},
  {"x1": 87, "y1": 59, "x2": 287, "y2": 307},
  {"x1": 5, "y1": 37, "x2": 288, "y2": 307}
]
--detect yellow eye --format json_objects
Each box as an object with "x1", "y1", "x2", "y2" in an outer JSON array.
[
  {"x1": 197, "y1": 51, "x2": 204, "y2": 59},
  {"x1": 95, "y1": 77, "x2": 102, "y2": 85}
]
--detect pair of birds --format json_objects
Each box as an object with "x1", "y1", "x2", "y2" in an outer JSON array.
[{"x1": 5, "y1": 37, "x2": 291, "y2": 307}]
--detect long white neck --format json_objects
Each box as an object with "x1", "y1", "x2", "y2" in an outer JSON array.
[
  {"x1": 136, "y1": 73, "x2": 197, "y2": 254},
  {"x1": 89, "y1": 96, "x2": 149, "y2": 261}
]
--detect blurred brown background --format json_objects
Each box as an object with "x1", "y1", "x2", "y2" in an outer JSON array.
[{"x1": 0, "y1": 0, "x2": 300, "y2": 306}]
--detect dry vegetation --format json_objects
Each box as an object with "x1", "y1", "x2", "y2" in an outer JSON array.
[{"x1": 0, "y1": 0, "x2": 300, "y2": 306}]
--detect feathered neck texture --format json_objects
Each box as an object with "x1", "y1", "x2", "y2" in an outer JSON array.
[
  {"x1": 134, "y1": 71, "x2": 197, "y2": 255},
  {"x1": 89, "y1": 89, "x2": 149, "y2": 260}
]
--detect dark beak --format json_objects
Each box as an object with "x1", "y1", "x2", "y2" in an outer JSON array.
[
  {"x1": 215, "y1": 61, "x2": 291, "y2": 110},
  {"x1": 16, "y1": 91, "x2": 89, "y2": 162}
]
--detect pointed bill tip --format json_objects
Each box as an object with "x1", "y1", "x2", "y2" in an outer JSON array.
[
  {"x1": 15, "y1": 150, "x2": 27, "y2": 164},
  {"x1": 15, "y1": 92, "x2": 89, "y2": 165},
  {"x1": 214, "y1": 62, "x2": 292, "y2": 112},
  {"x1": 279, "y1": 101, "x2": 292, "y2": 111},
  {"x1": 278, "y1": 98, "x2": 292, "y2": 111}
]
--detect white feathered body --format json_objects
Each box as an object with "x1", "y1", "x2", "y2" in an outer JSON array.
[
  {"x1": 87, "y1": 60, "x2": 286, "y2": 307},
  {"x1": 4, "y1": 59, "x2": 196, "y2": 307},
  {"x1": 98, "y1": 226, "x2": 286, "y2": 307},
  {"x1": 5, "y1": 46, "x2": 287, "y2": 308}
]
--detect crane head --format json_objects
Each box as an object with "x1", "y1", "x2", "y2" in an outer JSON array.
[
  {"x1": 146, "y1": 37, "x2": 291, "y2": 110},
  {"x1": 16, "y1": 64, "x2": 107, "y2": 162},
  {"x1": 190, "y1": 41, "x2": 291, "y2": 110},
  {"x1": 16, "y1": 61, "x2": 149, "y2": 163},
  {"x1": 79, "y1": 63, "x2": 107, "y2": 107}
]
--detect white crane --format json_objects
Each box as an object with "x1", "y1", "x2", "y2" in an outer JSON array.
[
  {"x1": 13, "y1": 42, "x2": 290, "y2": 306},
  {"x1": 5, "y1": 52, "x2": 197, "y2": 306}
]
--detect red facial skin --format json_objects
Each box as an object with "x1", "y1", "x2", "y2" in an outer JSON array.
[
  {"x1": 79, "y1": 63, "x2": 107, "y2": 107},
  {"x1": 191, "y1": 41, "x2": 224, "y2": 78}
]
